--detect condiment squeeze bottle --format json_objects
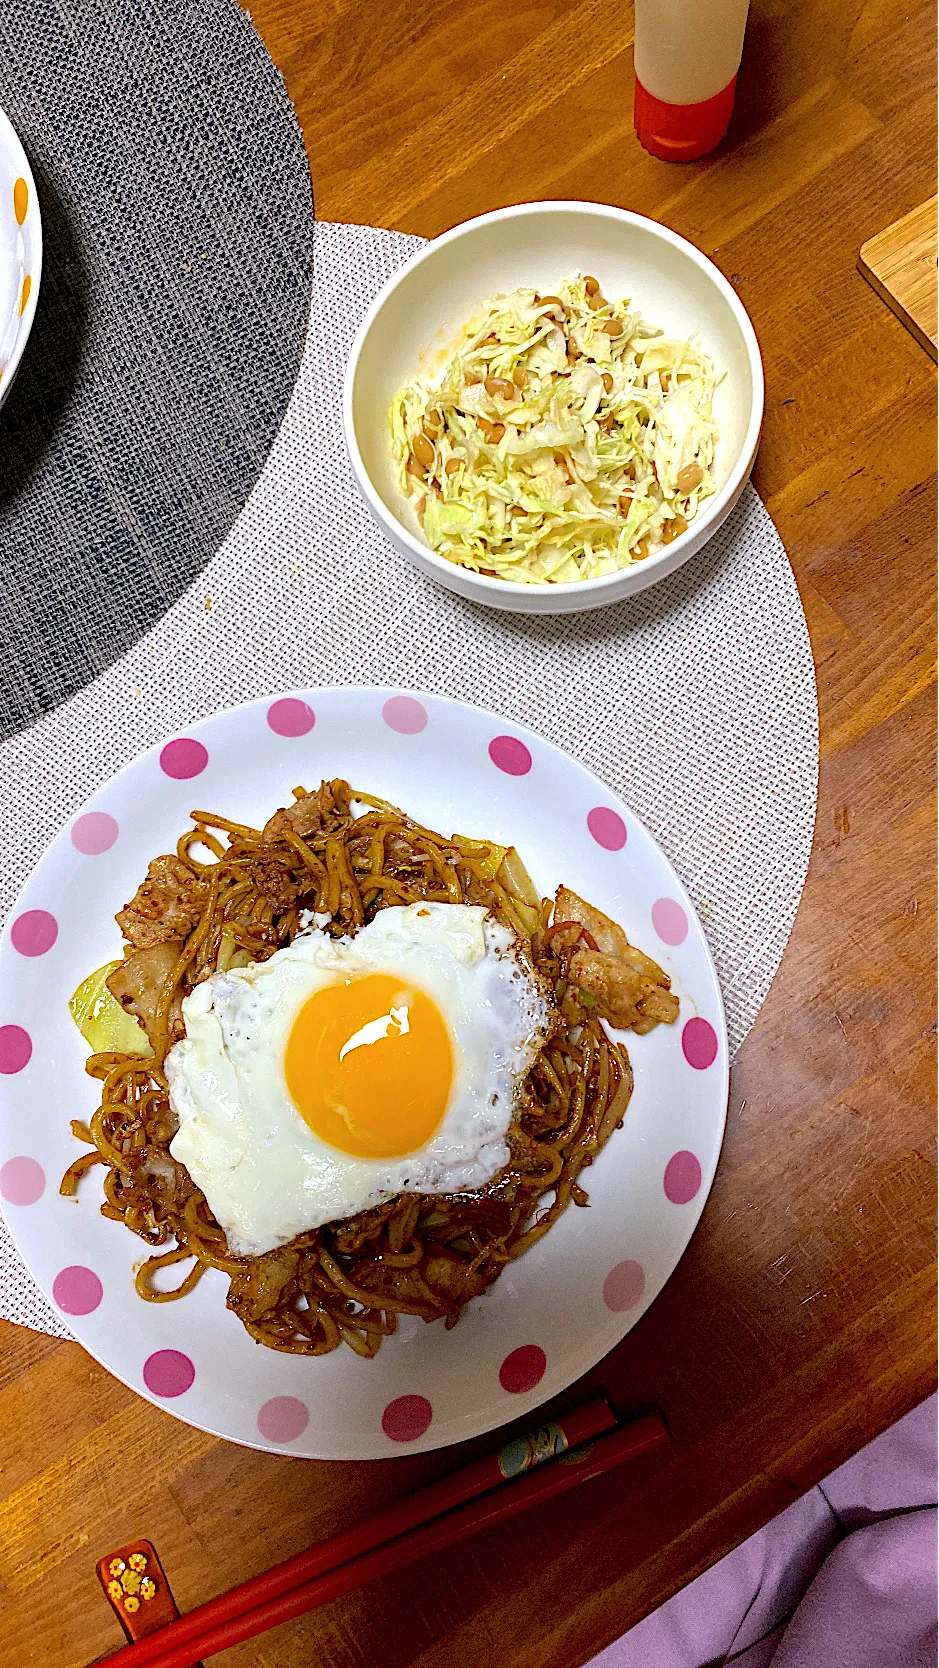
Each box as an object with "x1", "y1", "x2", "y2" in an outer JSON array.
[{"x1": 634, "y1": 0, "x2": 750, "y2": 161}]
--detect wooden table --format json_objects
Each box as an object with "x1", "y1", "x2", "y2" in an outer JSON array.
[{"x1": 1, "y1": 2, "x2": 935, "y2": 1664}]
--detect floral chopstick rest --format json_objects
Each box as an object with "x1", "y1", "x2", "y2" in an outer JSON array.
[{"x1": 96, "y1": 1538, "x2": 202, "y2": 1662}]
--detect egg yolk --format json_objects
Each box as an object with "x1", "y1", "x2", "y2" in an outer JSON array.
[{"x1": 284, "y1": 973, "x2": 454, "y2": 1158}]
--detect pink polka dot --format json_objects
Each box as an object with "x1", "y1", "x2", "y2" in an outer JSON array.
[
  {"x1": 682, "y1": 1017, "x2": 719, "y2": 1070},
  {"x1": 0, "y1": 1025, "x2": 32, "y2": 1074},
  {"x1": 652, "y1": 897, "x2": 688, "y2": 946},
  {"x1": 382, "y1": 696, "x2": 428, "y2": 735},
  {"x1": 499, "y1": 1344, "x2": 547, "y2": 1394},
  {"x1": 587, "y1": 807, "x2": 627, "y2": 851},
  {"x1": 0, "y1": 1155, "x2": 45, "y2": 1205},
  {"x1": 664, "y1": 1150, "x2": 702, "y2": 1205},
  {"x1": 267, "y1": 698, "x2": 315, "y2": 738},
  {"x1": 381, "y1": 1394, "x2": 433, "y2": 1442},
  {"x1": 53, "y1": 1265, "x2": 103, "y2": 1315},
  {"x1": 71, "y1": 812, "x2": 119, "y2": 855},
  {"x1": 257, "y1": 1395, "x2": 310, "y2": 1444},
  {"x1": 10, "y1": 910, "x2": 58, "y2": 957},
  {"x1": 160, "y1": 738, "x2": 208, "y2": 780},
  {"x1": 143, "y1": 1349, "x2": 195, "y2": 1398},
  {"x1": 488, "y1": 735, "x2": 532, "y2": 776},
  {"x1": 602, "y1": 1259, "x2": 646, "y2": 1313}
]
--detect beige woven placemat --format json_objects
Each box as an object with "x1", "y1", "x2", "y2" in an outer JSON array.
[{"x1": 0, "y1": 221, "x2": 819, "y2": 1337}]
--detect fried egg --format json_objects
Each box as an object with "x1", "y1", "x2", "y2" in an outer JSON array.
[{"x1": 165, "y1": 903, "x2": 552, "y2": 1256}]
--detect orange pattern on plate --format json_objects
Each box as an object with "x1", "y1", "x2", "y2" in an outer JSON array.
[{"x1": 13, "y1": 177, "x2": 27, "y2": 225}]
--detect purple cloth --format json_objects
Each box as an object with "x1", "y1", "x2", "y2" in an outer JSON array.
[
  {"x1": 769, "y1": 1513, "x2": 937, "y2": 1668},
  {"x1": 588, "y1": 1396, "x2": 937, "y2": 1668}
]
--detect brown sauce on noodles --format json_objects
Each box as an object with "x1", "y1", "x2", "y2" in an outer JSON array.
[{"x1": 61, "y1": 781, "x2": 678, "y2": 1358}]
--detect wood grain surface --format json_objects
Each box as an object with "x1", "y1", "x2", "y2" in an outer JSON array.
[
  {"x1": 859, "y1": 195, "x2": 938, "y2": 360},
  {"x1": 1, "y1": 3, "x2": 936, "y2": 1666}
]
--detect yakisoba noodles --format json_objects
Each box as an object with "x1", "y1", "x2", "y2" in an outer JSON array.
[{"x1": 62, "y1": 781, "x2": 680, "y2": 1358}]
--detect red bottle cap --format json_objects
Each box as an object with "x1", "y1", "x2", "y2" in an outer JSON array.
[{"x1": 634, "y1": 75, "x2": 737, "y2": 162}]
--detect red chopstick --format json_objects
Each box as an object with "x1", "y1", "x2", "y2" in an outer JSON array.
[
  {"x1": 97, "y1": 1396, "x2": 627, "y2": 1668},
  {"x1": 102, "y1": 1410, "x2": 666, "y2": 1668},
  {"x1": 124, "y1": 1411, "x2": 667, "y2": 1668}
]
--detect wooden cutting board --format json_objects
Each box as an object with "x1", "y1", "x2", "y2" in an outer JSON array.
[{"x1": 859, "y1": 197, "x2": 938, "y2": 361}]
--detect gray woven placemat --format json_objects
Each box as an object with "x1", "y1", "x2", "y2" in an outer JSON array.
[{"x1": 0, "y1": 0, "x2": 314, "y2": 739}]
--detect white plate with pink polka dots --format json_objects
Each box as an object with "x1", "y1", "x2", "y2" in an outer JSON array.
[{"x1": 0, "y1": 688, "x2": 727, "y2": 1459}]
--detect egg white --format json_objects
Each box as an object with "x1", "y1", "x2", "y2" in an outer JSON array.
[{"x1": 165, "y1": 903, "x2": 552, "y2": 1256}]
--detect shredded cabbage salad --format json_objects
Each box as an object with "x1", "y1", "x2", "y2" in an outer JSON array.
[{"x1": 390, "y1": 275, "x2": 719, "y2": 585}]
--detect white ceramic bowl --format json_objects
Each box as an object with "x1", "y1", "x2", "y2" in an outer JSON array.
[
  {"x1": 344, "y1": 201, "x2": 763, "y2": 615},
  {"x1": 0, "y1": 103, "x2": 40, "y2": 414}
]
